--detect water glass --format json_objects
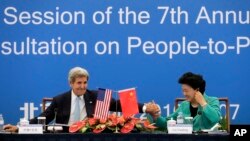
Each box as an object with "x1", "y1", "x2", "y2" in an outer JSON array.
[{"x1": 38, "y1": 117, "x2": 46, "y2": 132}]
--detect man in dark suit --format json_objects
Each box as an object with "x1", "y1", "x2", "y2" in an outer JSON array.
[
  {"x1": 30, "y1": 90, "x2": 143, "y2": 125},
  {"x1": 4, "y1": 67, "x2": 150, "y2": 132}
]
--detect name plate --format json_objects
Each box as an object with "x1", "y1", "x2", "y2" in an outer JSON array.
[
  {"x1": 168, "y1": 124, "x2": 193, "y2": 134},
  {"x1": 18, "y1": 124, "x2": 43, "y2": 134}
]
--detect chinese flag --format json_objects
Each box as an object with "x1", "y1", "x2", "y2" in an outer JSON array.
[{"x1": 118, "y1": 88, "x2": 139, "y2": 117}]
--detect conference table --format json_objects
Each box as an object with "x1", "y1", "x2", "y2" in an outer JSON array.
[{"x1": 0, "y1": 132, "x2": 229, "y2": 141}]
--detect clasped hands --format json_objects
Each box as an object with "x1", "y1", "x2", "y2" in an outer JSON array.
[{"x1": 145, "y1": 101, "x2": 161, "y2": 120}]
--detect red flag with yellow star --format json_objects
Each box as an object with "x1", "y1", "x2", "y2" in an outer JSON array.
[{"x1": 118, "y1": 88, "x2": 139, "y2": 117}]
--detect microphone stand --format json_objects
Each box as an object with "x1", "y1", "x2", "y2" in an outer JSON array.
[
  {"x1": 114, "y1": 91, "x2": 119, "y2": 133},
  {"x1": 198, "y1": 111, "x2": 202, "y2": 133},
  {"x1": 53, "y1": 108, "x2": 58, "y2": 133}
]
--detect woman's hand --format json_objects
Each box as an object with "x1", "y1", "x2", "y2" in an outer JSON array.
[{"x1": 194, "y1": 91, "x2": 207, "y2": 107}]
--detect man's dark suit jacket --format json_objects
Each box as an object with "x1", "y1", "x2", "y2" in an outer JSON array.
[{"x1": 30, "y1": 90, "x2": 143, "y2": 125}]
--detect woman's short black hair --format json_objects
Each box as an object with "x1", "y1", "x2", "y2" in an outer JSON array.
[{"x1": 178, "y1": 72, "x2": 206, "y2": 94}]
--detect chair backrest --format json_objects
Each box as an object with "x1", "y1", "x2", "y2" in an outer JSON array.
[
  {"x1": 42, "y1": 97, "x2": 53, "y2": 112},
  {"x1": 174, "y1": 97, "x2": 230, "y2": 132}
]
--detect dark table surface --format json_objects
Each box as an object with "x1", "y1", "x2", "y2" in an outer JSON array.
[{"x1": 0, "y1": 132, "x2": 229, "y2": 141}]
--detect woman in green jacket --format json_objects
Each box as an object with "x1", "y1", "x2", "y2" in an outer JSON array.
[{"x1": 150, "y1": 72, "x2": 221, "y2": 131}]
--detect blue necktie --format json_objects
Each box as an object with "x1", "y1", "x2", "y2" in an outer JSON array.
[{"x1": 74, "y1": 97, "x2": 80, "y2": 122}]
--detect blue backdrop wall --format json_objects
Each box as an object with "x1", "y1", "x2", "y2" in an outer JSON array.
[{"x1": 0, "y1": 0, "x2": 249, "y2": 125}]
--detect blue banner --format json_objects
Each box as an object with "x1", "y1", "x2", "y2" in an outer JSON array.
[{"x1": 0, "y1": 0, "x2": 249, "y2": 124}]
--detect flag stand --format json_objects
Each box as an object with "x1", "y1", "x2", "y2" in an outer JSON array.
[{"x1": 114, "y1": 91, "x2": 120, "y2": 133}]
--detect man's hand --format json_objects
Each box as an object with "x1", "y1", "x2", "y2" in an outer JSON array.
[{"x1": 3, "y1": 124, "x2": 18, "y2": 133}]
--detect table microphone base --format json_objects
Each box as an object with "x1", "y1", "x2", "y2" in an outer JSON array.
[{"x1": 47, "y1": 126, "x2": 63, "y2": 133}]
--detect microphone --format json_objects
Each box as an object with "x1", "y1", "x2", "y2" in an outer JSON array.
[
  {"x1": 198, "y1": 111, "x2": 202, "y2": 131},
  {"x1": 53, "y1": 108, "x2": 58, "y2": 133},
  {"x1": 47, "y1": 108, "x2": 62, "y2": 132}
]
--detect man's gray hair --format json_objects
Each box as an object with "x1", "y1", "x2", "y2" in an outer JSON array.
[{"x1": 68, "y1": 67, "x2": 89, "y2": 83}]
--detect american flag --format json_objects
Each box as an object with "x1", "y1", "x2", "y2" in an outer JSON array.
[{"x1": 94, "y1": 88, "x2": 112, "y2": 120}]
